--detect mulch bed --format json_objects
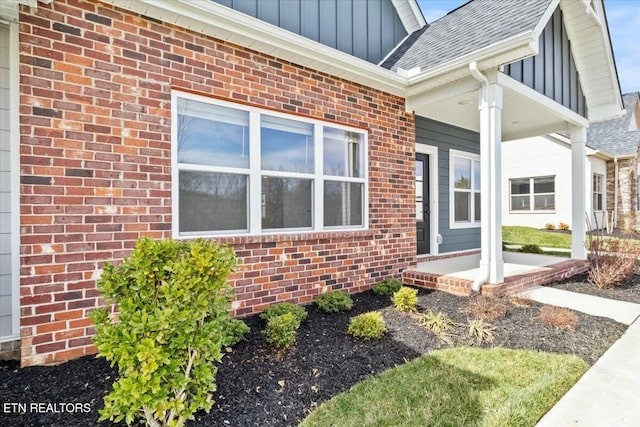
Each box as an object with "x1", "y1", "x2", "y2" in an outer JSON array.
[
  {"x1": 549, "y1": 272, "x2": 640, "y2": 305},
  {"x1": 0, "y1": 287, "x2": 627, "y2": 427}
]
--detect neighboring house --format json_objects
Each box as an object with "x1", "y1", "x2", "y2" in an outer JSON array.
[
  {"x1": 0, "y1": 0, "x2": 622, "y2": 365},
  {"x1": 502, "y1": 134, "x2": 610, "y2": 230}
]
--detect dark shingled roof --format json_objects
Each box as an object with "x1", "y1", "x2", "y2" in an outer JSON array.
[
  {"x1": 381, "y1": 0, "x2": 553, "y2": 72},
  {"x1": 585, "y1": 93, "x2": 640, "y2": 157}
]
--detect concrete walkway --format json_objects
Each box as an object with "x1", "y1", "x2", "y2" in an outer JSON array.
[{"x1": 518, "y1": 286, "x2": 640, "y2": 426}]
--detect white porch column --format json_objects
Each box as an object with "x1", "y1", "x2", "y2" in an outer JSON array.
[
  {"x1": 487, "y1": 83, "x2": 504, "y2": 284},
  {"x1": 570, "y1": 125, "x2": 588, "y2": 259}
]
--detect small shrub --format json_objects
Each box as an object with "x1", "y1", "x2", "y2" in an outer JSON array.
[
  {"x1": 587, "y1": 233, "x2": 640, "y2": 289},
  {"x1": 510, "y1": 297, "x2": 534, "y2": 307},
  {"x1": 263, "y1": 313, "x2": 301, "y2": 349},
  {"x1": 545, "y1": 223, "x2": 556, "y2": 230},
  {"x1": 89, "y1": 238, "x2": 238, "y2": 427},
  {"x1": 221, "y1": 318, "x2": 250, "y2": 347},
  {"x1": 391, "y1": 287, "x2": 418, "y2": 312},
  {"x1": 348, "y1": 311, "x2": 386, "y2": 340},
  {"x1": 372, "y1": 279, "x2": 403, "y2": 296},
  {"x1": 315, "y1": 291, "x2": 354, "y2": 313},
  {"x1": 418, "y1": 310, "x2": 455, "y2": 344},
  {"x1": 468, "y1": 296, "x2": 507, "y2": 322},
  {"x1": 260, "y1": 302, "x2": 307, "y2": 323},
  {"x1": 468, "y1": 319, "x2": 495, "y2": 344},
  {"x1": 539, "y1": 305, "x2": 578, "y2": 330},
  {"x1": 520, "y1": 244, "x2": 543, "y2": 254},
  {"x1": 558, "y1": 222, "x2": 570, "y2": 231}
]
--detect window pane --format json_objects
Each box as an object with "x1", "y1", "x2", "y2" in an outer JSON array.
[
  {"x1": 262, "y1": 177, "x2": 312, "y2": 229},
  {"x1": 534, "y1": 194, "x2": 555, "y2": 210},
  {"x1": 534, "y1": 177, "x2": 554, "y2": 194},
  {"x1": 454, "y1": 192, "x2": 470, "y2": 222},
  {"x1": 593, "y1": 193, "x2": 603, "y2": 211},
  {"x1": 415, "y1": 159, "x2": 423, "y2": 180},
  {"x1": 473, "y1": 160, "x2": 481, "y2": 191},
  {"x1": 179, "y1": 171, "x2": 247, "y2": 232},
  {"x1": 511, "y1": 179, "x2": 530, "y2": 195},
  {"x1": 323, "y1": 128, "x2": 363, "y2": 177},
  {"x1": 177, "y1": 98, "x2": 249, "y2": 168},
  {"x1": 261, "y1": 115, "x2": 314, "y2": 173},
  {"x1": 323, "y1": 181, "x2": 363, "y2": 227},
  {"x1": 453, "y1": 157, "x2": 471, "y2": 189},
  {"x1": 474, "y1": 192, "x2": 481, "y2": 221},
  {"x1": 511, "y1": 195, "x2": 530, "y2": 211}
]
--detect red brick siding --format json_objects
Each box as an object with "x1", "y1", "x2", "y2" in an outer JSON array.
[{"x1": 18, "y1": 0, "x2": 416, "y2": 366}]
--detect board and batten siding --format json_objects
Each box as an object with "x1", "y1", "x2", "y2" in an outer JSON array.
[
  {"x1": 416, "y1": 116, "x2": 480, "y2": 253},
  {"x1": 0, "y1": 23, "x2": 13, "y2": 339},
  {"x1": 212, "y1": 0, "x2": 408, "y2": 64},
  {"x1": 504, "y1": 7, "x2": 587, "y2": 118}
]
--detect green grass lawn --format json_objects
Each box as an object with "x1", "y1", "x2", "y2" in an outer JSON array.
[
  {"x1": 301, "y1": 347, "x2": 587, "y2": 427},
  {"x1": 503, "y1": 226, "x2": 572, "y2": 249}
]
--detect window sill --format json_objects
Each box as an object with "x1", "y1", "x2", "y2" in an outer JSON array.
[
  {"x1": 178, "y1": 228, "x2": 374, "y2": 245},
  {"x1": 449, "y1": 222, "x2": 481, "y2": 230},
  {"x1": 509, "y1": 211, "x2": 556, "y2": 214}
]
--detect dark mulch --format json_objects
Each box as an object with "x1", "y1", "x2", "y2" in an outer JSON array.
[
  {"x1": 0, "y1": 288, "x2": 627, "y2": 427},
  {"x1": 549, "y1": 272, "x2": 640, "y2": 304}
]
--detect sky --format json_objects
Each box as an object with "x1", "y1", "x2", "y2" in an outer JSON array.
[{"x1": 416, "y1": 0, "x2": 640, "y2": 95}]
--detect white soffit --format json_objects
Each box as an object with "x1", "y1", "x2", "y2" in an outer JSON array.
[{"x1": 391, "y1": 0, "x2": 427, "y2": 33}]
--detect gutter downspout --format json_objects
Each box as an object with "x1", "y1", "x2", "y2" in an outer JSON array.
[{"x1": 469, "y1": 61, "x2": 490, "y2": 293}]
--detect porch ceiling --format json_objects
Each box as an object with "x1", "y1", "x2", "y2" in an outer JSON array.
[{"x1": 407, "y1": 73, "x2": 588, "y2": 141}]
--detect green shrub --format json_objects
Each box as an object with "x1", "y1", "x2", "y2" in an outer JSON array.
[
  {"x1": 221, "y1": 318, "x2": 250, "y2": 347},
  {"x1": 520, "y1": 244, "x2": 543, "y2": 254},
  {"x1": 89, "y1": 238, "x2": 237, "y2": 427},
  {"x1": 372, "y1": 279, "x2": 403, "y2": 296},
  {"x1": 391, "y1": 287, "x2": 418, "y2": 312},
  {"x1": 263, "y1": 313, "x2": 301, "y2": 349},
  {"x1": 315, "y1": 291, "x2": 353, "y2": 313},
  {"x1": 259, "y1": 302, "x2": 307, "y2": 323},
  {"x1": 348, "y1": 311, "x2": 386, "y2": 340}
]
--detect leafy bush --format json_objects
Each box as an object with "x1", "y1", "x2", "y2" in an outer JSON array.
[
  {"x1": 587, "y1": 232, "x2": 640, "y2": 289},
  {"x1": 89, "y1": 238, "x2": 238, "y2": 427},
  {"x1": 260, "y1": 302, "x2": 307, "y2": 323},
  {"x1": 468, "y1": 296, "x2": 507, "y2": 322},
  {"x1": 372, "y1": 279, "x2": 403, "y2": 296},
  {"x1": 418, "y1": 310, "x2": 455, "y2": 344},
  {"x1": 221, "y1": 318, "x2": 250, "y2": 347},
  {"x1": 558, "y1": 222, "x2": 570, "y2": 231},
  {"x1": 520, "y1": 244, "x2": 543, "y2": 254},
  {"x1": 263, "y1": 313, "x2": 301, "y2": 349},
  {"x1": 545, "y1": 223, "x2": 556, "y2": 230},
  {"x1": 539, "y1": 305, "x2": 578, "y2": 330},
  {"x1": 391, "y1": 287, "x2": 418, "y2": 312},
  {"x1": 348, "y1": 311, "x2": 386, "y2": 340},
  {"x1": 468, "y1": 319, "x2": 495, "y2": 344},
  {"x1": 315, "y1": 291, "x2": 353, "y2": 313}
]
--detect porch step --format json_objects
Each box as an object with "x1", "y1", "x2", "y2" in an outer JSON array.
[{"x1": 402, "y1": 259, "x2": 589, "y2": 297}]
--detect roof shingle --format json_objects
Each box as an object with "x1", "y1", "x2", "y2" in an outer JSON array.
[{"x1": 585, "y1": 93, "x2": 640, "y2": 157}]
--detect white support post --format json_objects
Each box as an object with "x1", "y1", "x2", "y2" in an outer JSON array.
[
  {"x1": 488, "y1": 83, "x2": 504, "y2": 284},
  {"x1": 478, "y1": 84, "x2": 490, "y2": 277},
  {"x1": 570, "y1": 125, "x2": 588, "y2": 259}
]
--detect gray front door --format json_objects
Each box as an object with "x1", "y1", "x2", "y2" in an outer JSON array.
[{"x1": 416, "y1": 153, "x2": 429, "y2": 255}]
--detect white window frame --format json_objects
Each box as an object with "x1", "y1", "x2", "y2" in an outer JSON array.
[
  {"x1": 509, "y1": 176, "x2": 556, "y2": 213},
  {"x1": 449, "y1": 149, "x2": 480, "y2": 229},
  {"x1": 592, "y1": 173, "x2": 604, "y2": 211},
  {"x1": 171, "y1": 90, "x2": 368, "y2": 238}
]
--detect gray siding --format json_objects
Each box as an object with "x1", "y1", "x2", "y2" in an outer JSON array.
[
  {"x1": 416, "y1": 116, "x2": 481, "y2": 253},
  {"x1": 504, "y1": 7, "x2": 587, "y2": 118},
  {"x1": 212, "y1": 0, "x2": 408, "y2": 64}
]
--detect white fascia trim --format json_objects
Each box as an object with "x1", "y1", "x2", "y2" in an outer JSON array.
[
  {"x1": 416, "y1": 143, "x2": 439, "y2": 255},
  {"x1": 391, "y1": 0, "x2": 426, "y2": 33},
  {"x1": 532, "y1": 0, "x2": 561, "y2": 38},
  {"x1": 100, "y1": 0, "x2": 408, "y2": 96},
  {"x1": 497, "y1": 72, "x2": 589, "y2": 128},
  {"x1": 406, "y1": 30, "x2": 538, "y2": 92}
]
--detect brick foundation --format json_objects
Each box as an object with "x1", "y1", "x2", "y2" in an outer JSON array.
[{"x1": 18, "y1": 0, "x2": 416, "y2": 366}]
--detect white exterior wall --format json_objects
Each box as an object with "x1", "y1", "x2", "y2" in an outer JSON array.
[{"x1": 502, "y1": 135, "x2": 606, "y2": 230}]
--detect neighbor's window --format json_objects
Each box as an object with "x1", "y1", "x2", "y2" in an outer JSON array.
[
  {"x1": 510, "y1": 176, "x2": 555, "y2": 212},
  {"x1": 173, "y1": 92, "x2": 367, "y2": 236},
  {"x1": 592, "y1": 174, "x2": 603, "y2": 211},
  {"x1": 450, "y1": 150, "x2": 480, "y2": 228}
]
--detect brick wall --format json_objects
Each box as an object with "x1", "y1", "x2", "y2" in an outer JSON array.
[{"x1": 18, "y1": 0, "x2": 416, "y2": 366}]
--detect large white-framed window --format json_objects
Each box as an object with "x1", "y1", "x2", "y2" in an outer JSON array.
[
  {"x1": 592, "y1": 173, "x2": 603, "y2": 211},
  {"x1": 171, "y1": 91, "x2": 368, "y2": 237},
  {"x1": 509, "y1": 176, "x2": 555, "y2": 212},
  {"x1": 449, "y1": 150, "x2": 480, "y2": 229}
]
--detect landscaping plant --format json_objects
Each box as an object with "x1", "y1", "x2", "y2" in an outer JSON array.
[
  {"x1": 221, "y1": 318, "x2": 250, "y2": 348},
  {"x1": 558, "y1": 222, "x2": 570, "y2": 231},
  {"x1": 468, "y1": 296, "x2": 507, "y2": 322},
  {"x1": 539, "y1": 305, "x2": 578, "y2": 330},
  {"x1": 315, "y1": 290, "x2": 354, "y2": 313},
  {"x1": 418, "y1": 310, "x2": 455, "y2": 344},
  {"x1": 348, "y1": 311, "x2": 386, "y2": 340},
  {"x1": 391, "y1": 286, "x2": 418, "y2": 312},
  {"x1": 520, "y1": 244, "x2": 543, "y2": 254},
  {"x1": 371, "y1": 278, "x2": 403, "y2": 296},
  {"x1": 468, "y1": 319, "x2": 495, "y2": 344},
  {"x1": 264, "y1": 313, "x2": 302, "y2": 349},
  {"x1": 587, "y1": 219, "x2": 640, "y2": 288},
  {"x1": 89, "y1": 238, "x2": 238, "y2": 427},
  {"x1": 259, "y1": 302, "x2": 308, "y2": 323}
]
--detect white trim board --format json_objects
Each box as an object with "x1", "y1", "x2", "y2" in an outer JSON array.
[{"x1": 416, "y1": 143, "x2": 439, "y2": 255}]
